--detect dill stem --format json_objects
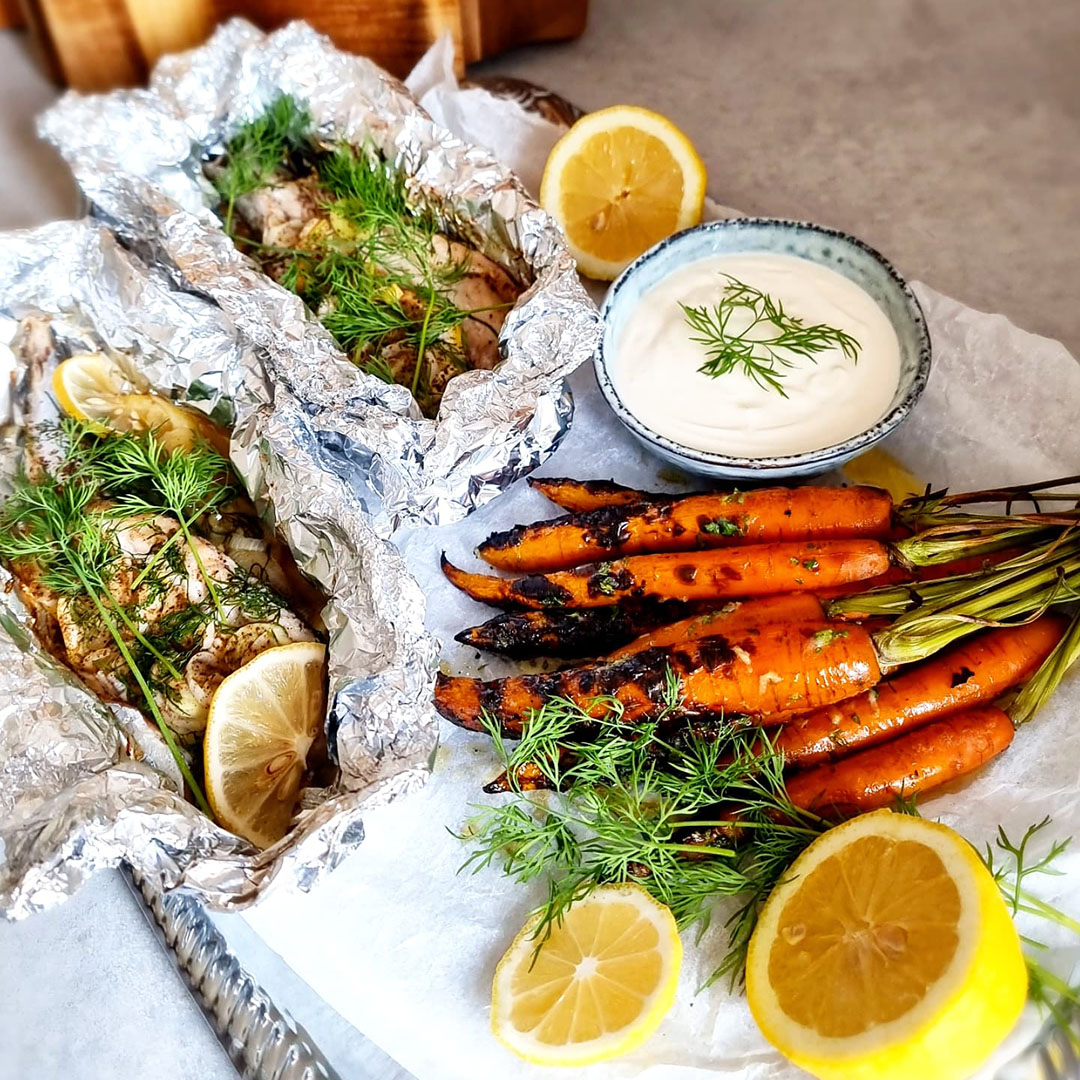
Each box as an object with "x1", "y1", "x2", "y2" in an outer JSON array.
[
  {"x1": 410, "y1": 282, "x2": 438, "y2": 399},
  {"x1": 1014, "y1": 894, "x2": 1080, "y2": 936},
  {"x1": 175, "y1": 514, "x2": 227, "y2": 622},
  {"x1": 104, "y1": 593, "x2": 185, "y2": 683},
  {"x1": 69, "y1": 560, "x2": 211, "y2": 817},
  {"x1": 666, "y1": 843, "x2": 737, "y2": 857},
  {"x1": 130, "y1": 491, "x2": 221, "y2": 591}
]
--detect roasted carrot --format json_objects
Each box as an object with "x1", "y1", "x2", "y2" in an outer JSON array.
[
  {"x1": 783, "y1": 706, "x2": 1014, "y2": 818},
  {"x1": 435, "y1": 621, "x2": 881, "y2": 735},
  {"x1": 480, "y1": 486, "x2": 894, "y2": 573},
  {"x1": 527, "y1": 476, "x2": 667, "y2": 513},
  {"x1": 442, "y1": 540, "x2": 891, "y2": 610},
  {"x1": 773, "y1": 615, "x2": 1066, "y2": 769},
  {"x1": 609, "y1": 593, "x2": 826, "y2": 659},
  {"x1": 454, "y1": 601, "x2": 701, "y2": 660}
]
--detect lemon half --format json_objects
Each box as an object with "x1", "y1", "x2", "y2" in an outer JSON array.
[
  {"x1": 491, "y1": 882, "x2": 682, "y2": 1066},
  {"x1": 204, "y1": 642, "x2": 327, "y2": 848},
  {"x1": 540, "y1": 105, "x2": 706, "y2": 280},
  {"x1": 746, "y1": 809, "x2": 1026, "y2": 1080}
]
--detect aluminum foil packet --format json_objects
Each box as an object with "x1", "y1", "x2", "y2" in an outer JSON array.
[
  {"x1": 38, "y1": 19, "x2": 601, "y2": 534},
  {"x1": 0, "y1": 219, "x2": 439, "y2": 918}
]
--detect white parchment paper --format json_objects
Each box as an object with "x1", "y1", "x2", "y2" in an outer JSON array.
[{"x1": 243, "y1": 40, "x2": 1080, "y2": 1080}]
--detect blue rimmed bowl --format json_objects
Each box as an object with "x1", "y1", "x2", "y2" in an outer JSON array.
[{"x1": 594, "y1": 218, "x2": 932, "y2": 481}]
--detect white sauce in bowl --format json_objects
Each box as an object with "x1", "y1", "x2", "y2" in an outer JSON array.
[{"x1": 610, "y1": 253, "x2": 902, "y2": 457}]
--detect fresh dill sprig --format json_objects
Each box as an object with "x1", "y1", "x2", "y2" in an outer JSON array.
[
  {"x1": 211, "y1": 94, "x2": 312, "y2": 233},
  {"x1": 455, "y1": 672, "x2": 827, "y2": 980},
  {"x1": 86, "y1": 426, "x2": 234, "y2": 619},
  {"x1": 981, "y1": 818, "x2": 1080, "y2": 1044},
  {"x1": 682, "y1": 275, "x2": 861, "y2": 397}
]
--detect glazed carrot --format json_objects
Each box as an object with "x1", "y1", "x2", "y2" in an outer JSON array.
[
  {"x1": 527, "y1": 476, "x2": 666, "y2": 513},
  {"x1": 442, "y1": 540, "x2": 891, "y2": 610},
  {"x1": 783, "y1": 706, "x2": 1014, "y2": 818},
  {"x1": 609, "y1": 593, "x2": 826, "y2": 659},
  {"x1": 454, "y1": 601, "x2": 700, "y2": 660},
  {"x1": 434, "y1": 621, "x2": 881, "y2": 735},
  {"x1": 479, "y1": 486, "x2": 894, "y2": 572},
  {"x1": 773, "y1": 615, "x2": 1066, "y2": 769}
]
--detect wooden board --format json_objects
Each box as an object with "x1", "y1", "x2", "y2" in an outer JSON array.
[
  {"x1": 17, "y1": 0, "x2": 588, "y2": 89},
  {"x1": 212, "y1": 0, "x2": 464, "y2": 78}
]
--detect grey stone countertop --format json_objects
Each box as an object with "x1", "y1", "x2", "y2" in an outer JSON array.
[{"x1": 1, "y1": 1, "x2": 1077, "y2": 1076}]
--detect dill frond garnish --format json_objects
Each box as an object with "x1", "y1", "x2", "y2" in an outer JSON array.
[
  {"x1": 682, "y1": 275, "x2": 860, "y2": 397},
  {"x1": 455, "y1": 671, "x2": 828, "y2": 983},
  {"x1": 211, "y1": 94, "x2": 312, "y2": 233},
  {"x1": 981, "y1": 818, "x2": 1080, "y2": 1044}
]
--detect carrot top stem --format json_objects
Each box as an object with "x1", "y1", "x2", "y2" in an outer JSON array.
[
  {"x1": 893, "y1": 524, "x2": 1053, "y2": 567},
  {"x1": 866, "y1": 540, "x2": 1080, "y2": 666},
  {"x1": 897, "y1": 475, "x2": 1080, "y2": 528},
  {"x1": 1010, "y1": 609, "x2": 1080, "y2": 726}
]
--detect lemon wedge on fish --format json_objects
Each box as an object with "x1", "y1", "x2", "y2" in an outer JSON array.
[
  {"x1": 491, "y1": 882, "x2": 682, "y2": 1065},
  {"x1": 540, "y1": 105, "x2": 706, "y2": 280},
  {"x1": 52, "y1": 351, "x2": 131, "y2": 424},
  {"x1": 52, "y1": 352, "x2": 229, "y2": 456},
  {"x1": 746, "y1": 809, "x2": 1027, "y2": 1080},
  {"x1": 204, "y1": 641, "x2": 327, "y2": 849}
]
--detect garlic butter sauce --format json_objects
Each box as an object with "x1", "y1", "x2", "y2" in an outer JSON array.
[{"x1": 610, "y1": 253, "x2": 902, "y2": 457}]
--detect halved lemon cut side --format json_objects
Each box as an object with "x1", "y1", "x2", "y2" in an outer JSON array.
[
  {"x1": 540, "y1": 105, "x2": 706, "y2": 280},
  {"x1": 746, "y1": 809, "x2": 1026, "y2": 1080},
  {"x1": 491, "y1": 882, "x2": 682, "y2": 1066},
  {"x1": 204, "y1": 642, "x2": 327, "y2": 849},
  {"x1": 52, "y1": 353, "x2": 230, "y2": 456}
]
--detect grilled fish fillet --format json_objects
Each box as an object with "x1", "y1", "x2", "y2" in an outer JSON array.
[{"x1": 15, "y1": 509, "x2": 314, "y2": 736}]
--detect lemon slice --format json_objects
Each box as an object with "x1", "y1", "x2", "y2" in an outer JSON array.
[
  {"x1": 540, "y1": 105, "x2": 706, "y2": 280},
  {"x1": 746, "y1": 809, "x2": 1026, "y2": 1080},
  {"x1": 52, "y1": 353, "x2": 230, "y2": 456},
  {"x1": 204, "y1": 642, "x2": 327, "y2": 848},
  {"x1": 52, "y1": 351, "x2": 131, "y2": 424},
  {"x1": 491, "y1": 883, "x2": 682, "y2": 1065}
]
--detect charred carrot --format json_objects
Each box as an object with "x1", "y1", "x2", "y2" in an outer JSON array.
[
  {"x1": 783, "y1": 705, "x2": 1014, "y2": 818},
  {"x1": 480, "y1": 486, "x2": 894, "y2": 572},
  {"x1": 442, "y1": 540, "x2": 890, "y2": 610},
  {"x1": 434, "y1": 621, "x2": 881, "y2": 735},
  {"x1": 454, "y1": 601, "x2": 700, "y2": 660},
  {"x1": 609, "y1": 593, "x2": 826, "y2": 659},
  {"x1": 527, "y1": 476, "x2": 667, "y2": 513},
  {"x1": 773, "y1": 615, "x2": 1066, "y2": 769}
]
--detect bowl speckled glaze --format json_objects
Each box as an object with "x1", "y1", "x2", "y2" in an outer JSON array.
[{"x1": 594, "y1": 218, "x2": 932, "y2": 481}]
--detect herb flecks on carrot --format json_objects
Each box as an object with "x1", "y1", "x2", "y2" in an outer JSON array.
[
  {"x1": 479, "y1": 485, "x2": 893, "y2": 573},
  {"x1": 443, "y1": 540, "x2": 890, "y2": 610}
]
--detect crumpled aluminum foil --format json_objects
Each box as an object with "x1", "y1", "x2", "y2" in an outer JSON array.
[
  {"x1": 38, "y1": 18, "x2": 601, "y2": 534},
  {"x1": 0, "y1": 219, "x2": 439, "y2": 918}
]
